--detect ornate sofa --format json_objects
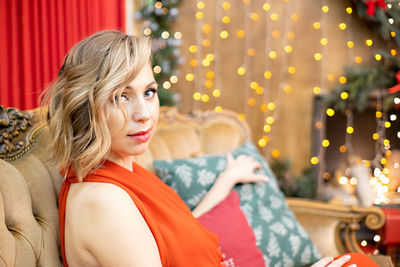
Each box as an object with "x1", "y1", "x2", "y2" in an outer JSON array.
[{"x1": 0, "y1": 105, "x2": 392, "y2": 266}]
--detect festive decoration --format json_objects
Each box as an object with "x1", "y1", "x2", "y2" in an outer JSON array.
[
  {"x1": 323, "y1": 51, "x2": 400, "y2": 112},
  {"x1": 352, "y1": 0, "x2": 400, "y2": 46},
  {"x1": 136, "y1": 0, "x2": 183, "y2": 106}
]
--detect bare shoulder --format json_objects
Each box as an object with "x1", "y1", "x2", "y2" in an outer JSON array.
[{"x1": 66, "y1": 182, "x2": 162, "y2": 267}]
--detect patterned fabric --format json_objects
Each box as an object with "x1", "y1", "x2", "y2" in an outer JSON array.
[{"x1": 154, "y1": 142, "x2": 322, "y2": 267}]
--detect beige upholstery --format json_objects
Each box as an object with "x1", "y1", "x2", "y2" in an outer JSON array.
[{"x1": 0, "y1": 106, "x2": 393, "y2": 266}]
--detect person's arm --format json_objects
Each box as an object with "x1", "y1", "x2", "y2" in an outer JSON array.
[
  {"x1": 78, "y1": 183, "x2": 163, "y2": 267},
  {"x1": 192, "y1": 153, "x2": 269, "y2": 218}
]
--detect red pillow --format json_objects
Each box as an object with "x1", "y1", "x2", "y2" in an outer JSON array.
[
  {"x1": 334, "y1": 253, "x2": 380, "y2": 267},
  {"x1": 197, "y1": 191, "x2": 265, "y2": 267}
]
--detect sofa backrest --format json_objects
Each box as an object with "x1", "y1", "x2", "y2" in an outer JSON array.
[{"x1": 0, "y1": 106, "x2": 250, "y2": 266}]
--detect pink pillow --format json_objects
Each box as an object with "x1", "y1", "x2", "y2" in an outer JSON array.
[{"x1": 197, "y1": 191, "x2": 265, "y2": 267}]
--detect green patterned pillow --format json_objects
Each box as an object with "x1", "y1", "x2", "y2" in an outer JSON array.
[{"x1": 153, "y1": 142, "x2": 321, "y2": 267}]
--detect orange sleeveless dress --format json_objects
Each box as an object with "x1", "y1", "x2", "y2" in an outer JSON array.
[{"x1": 58, "y1": 160, "x2": 224, "y2": 267}]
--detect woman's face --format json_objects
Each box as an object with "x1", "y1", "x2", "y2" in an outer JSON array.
[{"x1": 107, "y1": 63, "x2": 159, "y2": 165}]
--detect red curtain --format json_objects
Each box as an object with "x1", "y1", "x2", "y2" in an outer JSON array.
[{"x1": 0, "y1": 0, "x2": 125, "y2": 109}]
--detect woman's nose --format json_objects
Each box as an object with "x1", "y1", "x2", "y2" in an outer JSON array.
[{"x1": 132, "y1": 100, "x2": 151, "y2": 122}]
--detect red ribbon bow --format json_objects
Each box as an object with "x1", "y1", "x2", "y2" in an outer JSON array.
[
  {"x1": 389, "y1": 71, "x2": 400, "y2": 94},
  {"x1": 365, "y1": 0, "x2": 387, "y2": 16}
]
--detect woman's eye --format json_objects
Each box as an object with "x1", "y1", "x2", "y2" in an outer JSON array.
[
  {"x1": 115, "y1": 93, "x2": 129, "y2": 103},
  {"x1": 144, "y1": 88, "x2": 157, "y2": 98}
]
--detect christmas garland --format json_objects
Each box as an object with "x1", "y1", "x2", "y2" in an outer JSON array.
[
  {"x1": 136, "y1": 0, "x2": 183, "y2": 106},
  {"x1": 352, "y1": 0, "x2": 400, "y2": 46},
  {"x1": 323, "y1": 51, "x2": 400, "y2": 112}
]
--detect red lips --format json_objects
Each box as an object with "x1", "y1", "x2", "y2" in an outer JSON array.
[{"x1": 128, "y1": 129, "x2": 151, "y2": 143}]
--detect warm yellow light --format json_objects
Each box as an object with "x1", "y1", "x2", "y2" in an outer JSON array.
[
  {"x1": 248, "y1": 48, "x2": 256, "y2": 56},
  {"x1": 322, "y1": 5, "x2": 329, "y2": 13},
  {"x1": 365, "y1": 39, "x2": 373, "y2": 46},
  {"x1": 327, "y1": 108, "x2": 335, "y2": 116},
  {"x1": 260, "y1": 104, "x2": 268, "y2": 112},
  {"x1": 170, "y1": 76, "x2": 178, "y2": 83},
  {"x1": 242, "y1": 0, "x2": 250, "y2": 5},
  {"x1": 284, "y1": 45, "x2": 293, "y2": 53},
  {"x1": 363, "y1": 160, "x2": 371, "y2": 167},
  {"x1": 212, "y1": 89, "x2": 221, "y2": 97},
  {"x1": 350, "y1": 177, "x2": 358, "y2": 185},
  {"x1": 202, "y1": 24, "x2": 211, "y2": 34},
  {"x1": 340, "y1": 145, "x2": 347, "y2": 153},
  {"x1": 269, "y1": 51, "x2": 277, "y2": 59},
  {"x1": 189, "y1": 45, "x2": 197, "y2": 53},
  {"x1": 248, "y1": 98, "x2": 256, "y2": 106},
  {"x1": 272, "y1": 30, "x2": 280, "y2": 38},
  {"x1": 272, "y1": 149, "x2": 280, "y2": 158},
  {"x1": 205, "y1": 80, "x2": 213, "y2": 89},
  {"x1": 384, "y1": 139, "x2": 390, "y2": 145},
  {"x1": 284, "y1": 85, "x2": 292, "y2": 93},
  {"x1": 153, "y1": 66, "x2": 162, "y2": 74},
  {"x1": 376, "y1": 111, "x2": 382, "y2": 118},
  {"x1": 347, "y1": 126, "x2": 354, "y2": 134},
  {"x1": 288, "y1": 66, "x2": 296, "y2": 74},
  {"x1": 311, "y1": 157, "x2": 319, "y2": 165},
  {"x1": 355, "y1": 56, "x2": 362, "y2": 64},
  {"x1": 391, "y1": 31, "x2": 396, "y2": 37},
  {"x1": 161, "y1": 31, "x2": 169, "y2": 39},
  {"x1": 215, "y1": 106, "x2": 223, "y2": 113},
  {"x1": 155, "y1": 2, "x2": 162, "y2": 8},
  {"x1": 163, "y1": 81, "x2": 171, "y2": 89},
  {"x1": 375, "y1": 54, "x2": 382, "y2": 61},
  {"x1": 196, "y1": 11, "x2": 204, "y2": 19},
  {"x1": 250, "y1": 82, "x2": 259, "y2": 89},
  {"x1": 268, "y1": 102, "x2": 276, "y2": 110},
  {"x1": 174, "y1": 32, "x2": 182, "y2": 39},
  {"x1": 339, "y1": 176, "x2": 348, "y2": 185},
  {"x1": 186, "y1": 73, "x2": 194, "y2": 81},
  {"x1": 222, "y1": 1, "x2": 231, "y2": 10},
  {"x1": 202, "y1": 59, "x2": 210, "y2": 67},
  {"x1": 206, "y1": 54, "x2": 214, "y2": 61},
  {"x1": 197, "y1": 1, "x2": 205, "y2": 9},
  {"x1": 328, "y1": 74, "x2": 335, "y2": 82},
  {"x1": 266, "y1": 116, "x2": 274, "y2": 124},
  {"x1": 313, "y1": 87, "x2": 321, "y2": 95},
  {"x1": 237, "y1": 30, "x2": 245, "y2": 38},
  {"x1": 251, "y1": 13, "x2": 259, "y2": 21},
  {"x1": 222, "y1": 16, "x2": 231, "y2": 23},
  {"x1": 347, "y1": 41, "x2": 354, "y2": 48},
  {"x1": 201, "y1": 94, "x2": 210, "y2": 102},
  {"x1": 339, "y1": 76, "x2": 347, "y2": 84},
  {"x1": 314, "y1": 53, "x2": 322, "y2": 61},
  {"x1": 322, "y1": 139, "x2": 330, "y2": 147},
  {"x1": 264, "y1": 71, "x2": 272, "y2": 79},
  {"x1": 320, "y1": 38, "x2": 328, "y2": 46},
  {"x1": 313, "y1": 22, "x2": 321, "y2": 29},
  {"x1": 385, "y1": 122, "x2": 391, "y2": 128},
  {"x1": 144, "y1": 28, "x2": 152, "y2": 35},
  {"x1": 202, "y1": 39, "x2": 210, "y2": 47},
  {"x1": 391, "y1": 49, "x2": 397, "y2": 56},
  {"x1": 287, "y1": 32, "x2": 295, "y2": 39},
  {"x1": 339, "y1": 23, "x2": 347, "y2": 30},
  {"x1": 258, "y1": 138, "x2": 267, "y2": 147},
  {"x1": 373, "y1": 133, "x2": 379, "y2": 140},
  {"x1": 238, "y1": 113, "x2": 246, "y2": 121},
  {"x1": 263, "y1": 3, "x2": 271, "y2": 11},
  {"x1": 256, "y1": 87, "x2": 264, "y2": 95},
  {"x1": 206, "y1": 71, "x2": 215, "y2": 79},
  {"x1": 341, "y1": 92, "x2": 349, "y2": 99},
  {"x1": 220, "y1": 30, "x2": 229, "y2": 39},
  {"x1": 290, "y1": 14, "x2": 298, "y2": 21},
  {"x1": 270, "y1": 13, "x2": 279, "y2": 21},
  {"x1": 193, "y1": 92, "x2": 201, "y2": 100},
  {"x1": 264, "y1": 124, "x2": 272, "y2": 133},
  {"x1": 386, "y1": 150, "x2": 392, "y2": 157},
  {"x1": 381, "y1": 158, "x2": 387, "y2": 165},
  {"x1": 346, "y1": 7, "x2": 353, "y2": 14},
  {"x1": 237, "y1": 67, "x2": 246, "y2": 75}
]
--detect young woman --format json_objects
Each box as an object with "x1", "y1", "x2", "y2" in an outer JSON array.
[{"x1": 45, "y1": 30, "x2": 362, "y2": 267}]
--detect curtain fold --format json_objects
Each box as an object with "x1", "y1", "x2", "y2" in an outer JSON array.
[{"x1": 0, "y1": 0, "x2": 125, "y2": 109}]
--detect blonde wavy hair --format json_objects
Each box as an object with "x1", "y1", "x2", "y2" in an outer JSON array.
[{"x1": 42, "y1": 30, "x2": 152, "y2": 182}]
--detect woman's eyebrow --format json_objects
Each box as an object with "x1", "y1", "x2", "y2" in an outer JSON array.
[{"x1": 125, "y1": 81, "x2": 158, "y2": 90}]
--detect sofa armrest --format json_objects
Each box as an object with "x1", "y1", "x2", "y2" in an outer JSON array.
[{"x1": 286, "y1": 197, "x2": 385, "y2": 257}]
